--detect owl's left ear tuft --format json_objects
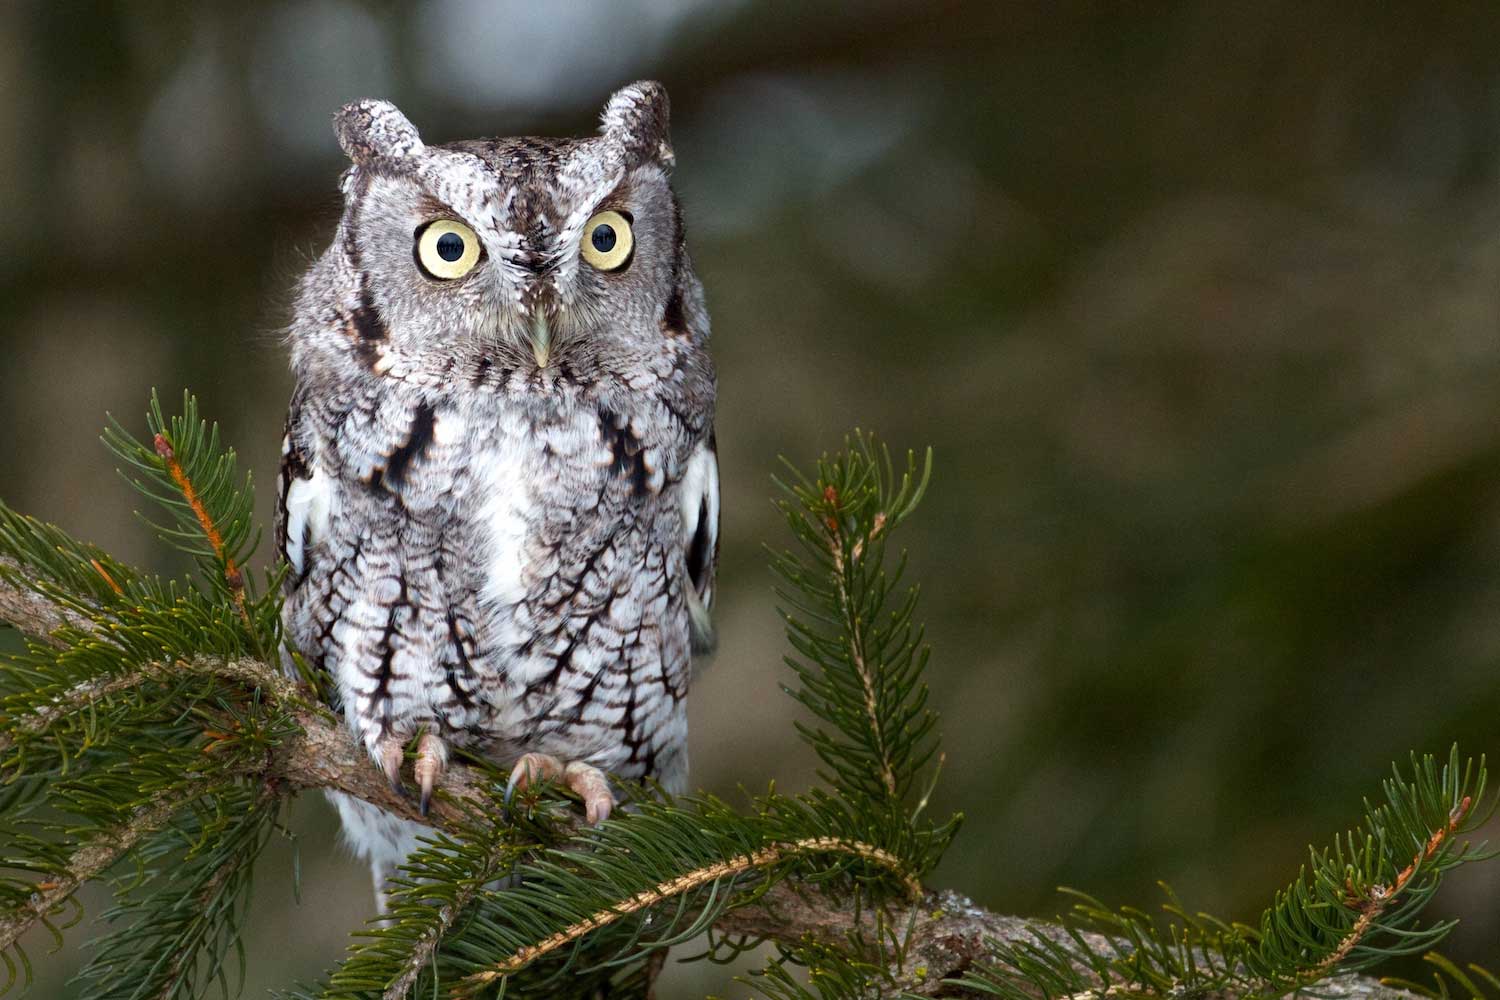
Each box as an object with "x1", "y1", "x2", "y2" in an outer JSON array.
[
  {"x1": 600, "y1": 81, "x2": 674, "y2": 169},
  {"x1": 334, "y1": 99, "x2": 424, "y2": 165}
]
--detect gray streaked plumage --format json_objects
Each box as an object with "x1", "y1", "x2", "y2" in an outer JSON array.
[{"x1": 274, "y1": 82, "x2": 718, "y2": 899}]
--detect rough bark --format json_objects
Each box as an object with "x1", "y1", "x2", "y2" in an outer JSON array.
[{"x1": 0, "y1": 556, "x2": 93, "y2": 644}]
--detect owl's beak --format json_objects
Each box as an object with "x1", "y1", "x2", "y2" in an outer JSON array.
[{"x1": 528, "y1": 311, "x2": 550, "y2": 368}]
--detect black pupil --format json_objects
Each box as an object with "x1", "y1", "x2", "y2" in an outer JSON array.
[
  {"x1": 591, "y1": 224, "x2": 617, "y2": 253},
  {"x1": 435, "y1": 231, "x2": 465, "y2": 262}
]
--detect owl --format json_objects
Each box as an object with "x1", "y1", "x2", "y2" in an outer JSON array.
[{"x1": 274, "y1": 82, "x2": 718, "y2": 900}]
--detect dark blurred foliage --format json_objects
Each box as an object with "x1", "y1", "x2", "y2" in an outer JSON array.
[{"x1": 1, "y1": 2, "x2": 1497, "y2": 996}]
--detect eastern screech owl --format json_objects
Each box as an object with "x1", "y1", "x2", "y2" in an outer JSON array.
[{"x1": 274, "y1": 82, "x2": 718, "y2": 900}]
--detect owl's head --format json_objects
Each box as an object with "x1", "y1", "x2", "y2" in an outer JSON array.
[{"x1": 292, "y1": 82, "x2": 707, "y2": 381}]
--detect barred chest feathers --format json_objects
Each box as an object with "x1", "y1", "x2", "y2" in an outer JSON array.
[{"x1": 282, "y1": 375, "x2": 715, "y2": 771}]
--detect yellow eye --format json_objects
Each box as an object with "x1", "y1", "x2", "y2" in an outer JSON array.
[
  {"x1": 579, "y1": 210, "x2": 633, "y2": 271},
  {"x1": 415, "y1": 220, "x2": 481, "y2": 280}
]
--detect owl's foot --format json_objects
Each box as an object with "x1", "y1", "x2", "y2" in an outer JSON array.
[
  {"x1": 505, "y1": 752, "x2": 615, "y2": 825},
  {"x1": 413, "y1": 732, "x2": 448, "y2": 817},
  {"x1": 372, "y1": 732, "x2": 448, "y2": 817}
]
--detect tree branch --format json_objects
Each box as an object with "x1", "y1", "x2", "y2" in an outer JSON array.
[
  {"x1": 380, "y1": 834, "x2": 517, "y2": 1000},
  {"x1": 0, "y1": 781, "x2": 215, "y2": 953},
  {"x1": 0, "y1": 569, "x2": 1424, "y2": 1000},
  {"x1": 711, "y1": 884, "x2": 1429, "y2": 999},
  {"x1": 0, "y1": 556, "x2": 93, "y2": 645}
]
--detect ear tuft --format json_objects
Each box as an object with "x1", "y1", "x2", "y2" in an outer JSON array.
[
  {"x1": 599, "y1": 81, "x2": 673, "y2": 168},
  {"x1": 334, "y1": 99, "x2": 424, "y2": 165}
]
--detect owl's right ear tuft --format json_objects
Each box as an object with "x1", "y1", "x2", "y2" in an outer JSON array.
[
  {"x1": 334, "y1": 99, "x2": 424, "y2": 165},
  {"x1": 600, "y1": 81, "x2": 673, "y2": 169}
]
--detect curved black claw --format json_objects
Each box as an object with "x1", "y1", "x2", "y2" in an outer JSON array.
[
  {"x1": 376, "y1": 735, "x2": 406, "y2": 800},
  {"x1": 503, "y1": 752, "x2": 561, "y2": 818},
  {"x1": 414, "y1": 732, "x2": 446, "y2": 819}
]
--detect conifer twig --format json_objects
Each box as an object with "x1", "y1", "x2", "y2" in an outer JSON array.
[
  {"x1": 1304, "y1": 797, "x2": 1474, "y2": 983},
  {"x1": 823, "y1": 484, "x2": 898, "y2": 799},
  {"x1": 380, "y1": 836, "x2": 519, "y2": 1000},
  {"x1": 0, "y1": 654, "x2": 307, "y2": 759},
  {"x1": 149, "y1": 849, "x2": 243, "y2": 999},
  {"x1": 151, "y1": 433, "x2": 252, "y2": 632},
  {"x1": 382, "y1": 894, "x2": 478, "y2": 1000},
  {"x1": 0, "y1": 781, "x2": 214, "y2": 953},
  {"x1": 0, "y1": 665, "x2": 162, "y2": 755},
  {"x1": 455, "y1": 837, "x2": 917, "y2": 992}
]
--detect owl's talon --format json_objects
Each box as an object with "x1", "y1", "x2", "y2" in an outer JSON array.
[
  {"x1": 415, "y1": 733, "x2": 447, "y2": 815},
  {"x1": 563, "y1": 761, "x2": 614, "y2": 825},
  {"x1": 504, "y1": 754, "x2": 614, "y2": 823},
  {"x1": 375, "y1": 734, "x2": 406, "y2": 797},
  {"x1": 414, "y1": 732, "x2": 448, "y2": 817},
  {"x1": 505, "y1": 751, "x2": 564, "y2": 807}
]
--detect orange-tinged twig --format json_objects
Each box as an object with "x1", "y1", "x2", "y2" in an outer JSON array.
[
  {"x1": 153, "y1": 433, "x2": 251, "y2": 630},
  {"x1": 1306, "y1": 795, "x2": 1474, "y2": 980},
  {"x1": 453, "y1": 836, "x2": 918, "y2": 994}
]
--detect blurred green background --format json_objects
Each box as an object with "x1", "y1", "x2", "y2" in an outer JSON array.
[{"x1": 2, "y1": 2, "x2": 1497, "y2": 996}]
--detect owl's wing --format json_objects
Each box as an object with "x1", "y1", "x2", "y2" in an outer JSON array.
[
  {"x1": 275, "y1": 400, "x2": 332, "y2": 591},
  {"x1": 679, "y1": 434, "x2": 720, "y2": 655}
]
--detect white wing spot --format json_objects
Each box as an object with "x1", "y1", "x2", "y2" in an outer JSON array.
[
  {"x1": 679, "y1": 439, "x2": 719, "y2": 606},
  {"x1": 283, "y1": 469, "x2": 333, "y2": 576}
]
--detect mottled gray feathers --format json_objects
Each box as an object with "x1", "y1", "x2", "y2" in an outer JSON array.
[
  {"x1": 278, "y1": 83, "x2": 717, "y2": 898},
  {"x1": 600, "y1": 80, "x2": 674, "y2": 168},
  {"x1": 335, "y1": 98, "x2": 424, "y2": 164}
]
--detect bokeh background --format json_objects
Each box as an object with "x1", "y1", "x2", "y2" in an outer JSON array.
[{"x1": 2, "y1": 2, "x2": 1498, "y2": 995}]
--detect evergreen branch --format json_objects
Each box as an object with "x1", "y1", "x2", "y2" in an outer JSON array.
[
  {"x1": 316, "y1": 790, "x2": 543, "y2": 1000},
  {"x1": 954, "y1": 749, "x2": 1491, "y2": 1000},
  {"x1": 101, "y1": 391, "x2": 259, "y2": 573},
  {"x1": 718, "y1": 883, "x2": 1016, "y2": 997},
  {"x1": 0, "y1": 505, "x2": 143, "y2": 618},
  {"x1": 74, "y1": 783, "x2": 283, "y2": 1000},
  {"x1": 0, "y1": 556, "x2": 466, "y2": 825},
  {"x1": 150, "y1": 433, "x2": 251, "y2": 632},
  {"x1": 770, "y1": 434, "x2": 950, "y2": 865},
  {"x1": 151, "y1": 849, "x2": 244, "y2": 999},
  {"x1": 0, "y1": 559, "x2": 1461, "y2": 1000},
  {"x1": 0, "y1": 664, "x2": 160, "y2": 756},
  {"x1": 100, "y1": 390, "x2": 272, "y2": 658},
  {"x1": 1304, "y1": 795, "x2": 1472, "y2": 984},
  {"x1": 456, "y1": 836, "x2": 916, "y2": 993},
  {"x1": 379, "y1": 862, "x2": 497, "y2": 1000},
  {"x1": 0, "y1": 654, "x2": 305, "y2": 760},
  {"x1": 0, "y1": 780, "x2": 212, "y2": 954},
  {"x1": 826, "y1": 505, "x2": 896, "y2": 798},
  {"x1": 0, "y1": 401, "x2": 1490, "y2": 1000}
]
